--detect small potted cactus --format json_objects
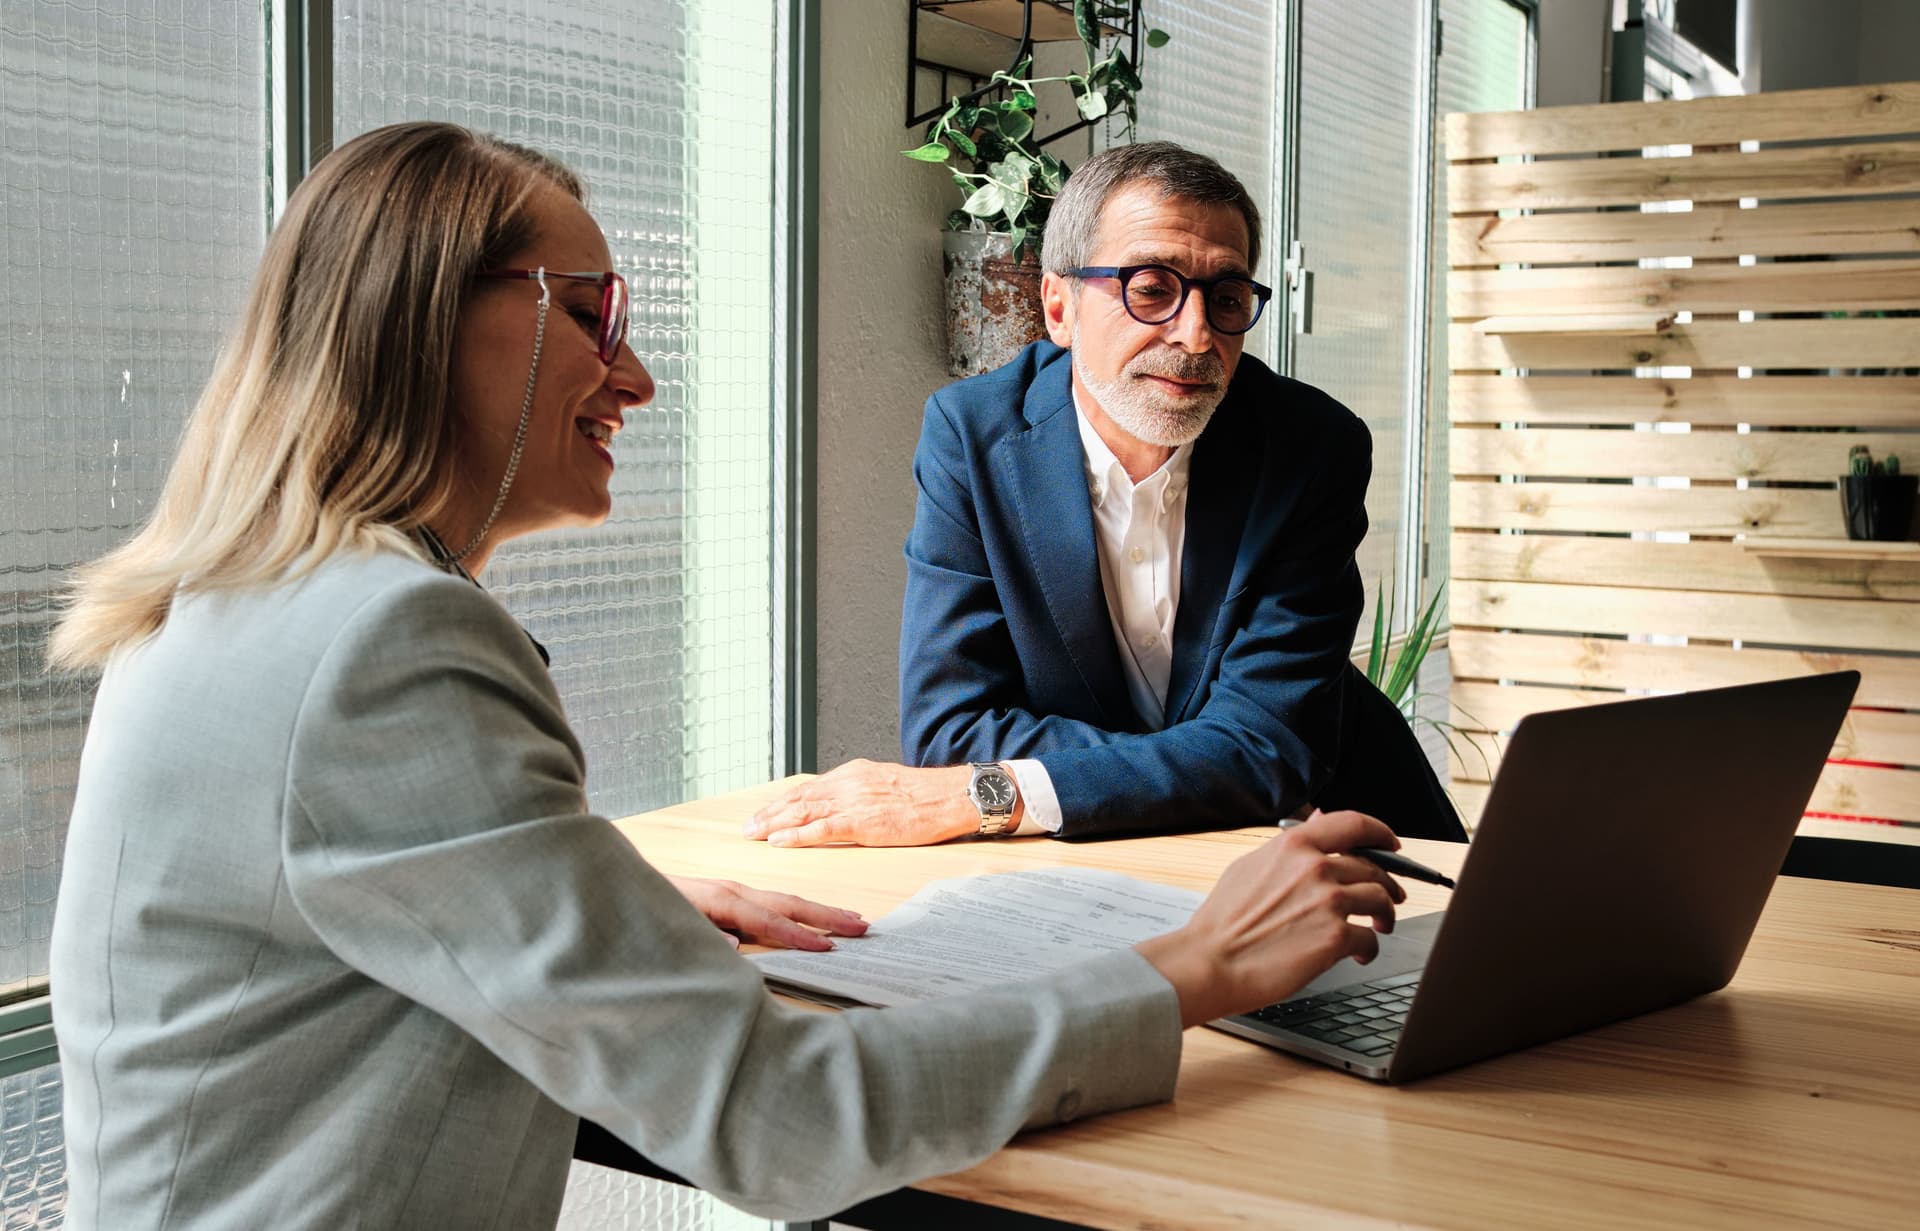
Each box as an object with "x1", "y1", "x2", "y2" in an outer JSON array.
[{"x1": 1841, "y1": 445, "x2": 1918, "y2": 541}]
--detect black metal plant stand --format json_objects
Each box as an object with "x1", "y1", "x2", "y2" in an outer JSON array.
[{"x1": 905, "y1": 0, "x2": 1144, "y2": 148}]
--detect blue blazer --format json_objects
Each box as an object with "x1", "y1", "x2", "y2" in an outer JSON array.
[{"x1": 899, "y1": 341, "x2": 1371, "y2": 838}]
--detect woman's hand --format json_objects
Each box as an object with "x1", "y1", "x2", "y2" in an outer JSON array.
[
  {"x1": 1134, "y1": 809, "x2": 1407, "y2": 1028},
  {"x1": 667, "y1": 876, "x2": 870, "y2": 952}
]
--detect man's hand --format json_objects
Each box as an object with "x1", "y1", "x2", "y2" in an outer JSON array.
[
  {"x1": 743, "y1": 760, "x2": 992, "y2": 847},
  {"x1": 666, "y1": 876, "x2": 870, "y2": 951},
  {"x1": 1134, "y1": 809, "x2": 1407, "y2": 1028}
]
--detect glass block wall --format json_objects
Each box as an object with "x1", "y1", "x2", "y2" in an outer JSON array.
[
  {"x1": 1, "y1": 1066, "x2": 65, "y2": 1227},
  {"x1": 333, "y1": 2, "x2": 781, "y2": 1224},
  {"x1": 0, "y1": 1, "x2": 270, "y2": 1222},
  {"x1": 334, "y1": 0, "x2": 777, "y2": 817}
]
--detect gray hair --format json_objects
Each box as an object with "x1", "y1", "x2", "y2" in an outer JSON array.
[{"x1": 1042, "y1": 141, "x2": 1262, "y2": 276}]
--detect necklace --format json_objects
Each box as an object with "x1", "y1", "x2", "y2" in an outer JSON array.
[
  {"x1": 416, "y1": 524, "x2": 550, "y2": 666},
  {"x1": 418, "y1": 524, "x2": 478, "y2": 586},
  {"x1": 450, "y1": 271, "x2": 550, "y2": 562}
]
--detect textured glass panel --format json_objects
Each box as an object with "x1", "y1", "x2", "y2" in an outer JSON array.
[
  {"x1": 1427, "y1": 0, "x2": 1528, "y2": 606},
  {"x1": 1128, "y1": 1, "x2": 1277, "y2": 363},
  {"x1": 0, "y1": 1065, "x2": 65, "y2": 1229},
  {"x1": 1293, "y1": 0, "x2": 1426, "y2": 629},
  {"x1": 333, "y1": 0, "x2": 776, "y2": 818},
  {"x1": 0, "y1": 0, "x2": 265, "y2": 1004},
  {"x1": 555, "y1": 1161, "x2": 764, "y2": 1231}
]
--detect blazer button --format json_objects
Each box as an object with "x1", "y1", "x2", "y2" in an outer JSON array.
[{"x1": 1055, "y1": 1090, "x2": 1083, "y2": 1122}]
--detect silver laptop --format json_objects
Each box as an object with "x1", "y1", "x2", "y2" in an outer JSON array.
[{"x1": 1210, "y1": 671, "x2": 1859, "y2": 1083}]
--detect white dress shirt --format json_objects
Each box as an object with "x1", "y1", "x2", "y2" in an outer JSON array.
[{"x1": 1006, "y1": 380, "x2": 1194, "y2": 834}]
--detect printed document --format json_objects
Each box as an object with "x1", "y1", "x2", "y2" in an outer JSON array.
[{"x1": 750, "y1": 867, "x2": 1203, "y2": 1007}]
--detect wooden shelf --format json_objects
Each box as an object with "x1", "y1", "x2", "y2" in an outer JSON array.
[
  {"x1": 1742, "y1": 536, "x2": 1920, "y2": 560},
  {"x1": 919, "y1": 1, "x2": 1120, "y2": 42},
  {"x1": 1472, "y1": 312, "x2": 1676, "y2": 336}
]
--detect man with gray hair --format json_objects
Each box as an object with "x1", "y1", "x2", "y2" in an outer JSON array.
[{"x1": 748, "y1": 141, "x2": 1375, "y2": 845}]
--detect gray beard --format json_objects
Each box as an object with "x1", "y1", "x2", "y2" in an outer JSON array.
[{"x1": 1071, "y1": 333, "x2": 1226, "y2": 449}]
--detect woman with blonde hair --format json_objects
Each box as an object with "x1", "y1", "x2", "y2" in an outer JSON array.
[{"x1": 49, "y1": 121, "x2": 1403, "y2": 1227}]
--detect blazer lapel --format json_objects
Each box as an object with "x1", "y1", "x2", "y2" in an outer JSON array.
[
  {"x1": 1164, "y1": 405, "x2": 1260, "y2": 723},
  {"x1": 993, "y1": 355, "x2": 1140, "y2": 729}
]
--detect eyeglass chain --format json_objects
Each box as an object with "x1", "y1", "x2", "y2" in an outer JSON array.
[{"x1": 449, "y1": 267, "x2": 550, "y2": 563}]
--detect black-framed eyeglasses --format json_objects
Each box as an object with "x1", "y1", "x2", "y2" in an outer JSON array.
[
  {"x1": 476, "y1": 268, "x2": 630, "y2": 363},
  {"x1": 1066, "y1": 264, "x2": 1273, "y2": 336}
]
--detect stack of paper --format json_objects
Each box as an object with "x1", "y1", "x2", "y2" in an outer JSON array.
[{"x1": 750, "y1": 867, "x2": 1203, "y2": 1008}]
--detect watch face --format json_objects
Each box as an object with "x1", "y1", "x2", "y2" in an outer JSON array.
[{"x1": 975, "y1": 771, "x2": 1016, "y2": 810}]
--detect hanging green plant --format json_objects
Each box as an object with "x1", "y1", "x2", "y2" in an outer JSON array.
[{"x1": 902, "y1": 0, "x2": 1169, "y2": 260}]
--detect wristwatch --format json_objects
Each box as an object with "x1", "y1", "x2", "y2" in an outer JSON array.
[{"x1": 966, "y1": 762, "x2": 1020, "y2": 837}]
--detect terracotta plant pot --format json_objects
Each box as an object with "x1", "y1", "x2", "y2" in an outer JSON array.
[
  {"x1": 942, "y1": 231, "x2": 1046, "y2": 379},
  {"x1": 1839, "y1": 473, "x2": 1919, "y2": 541}
]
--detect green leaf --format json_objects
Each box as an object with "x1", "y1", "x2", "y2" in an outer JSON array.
[
  {"x1": 1073, "y1": 0, "x2": 1101, "y2": 63},
  {"x1": 1147, "y1": 27, "x2": 1171, "y2": 48},
  {"x1": 1383, "y1": 585, "x2": 1444, "y2": 710},
  {"x1": 1108, "y1": 48, "x2": 1143, "y2": 92},
  {"x1": 903, "y1": 142, "x2": 951, "y2": 162},
  {"x1": 1009, "y1": 225, "x2": 1030, "y2": 257},
  {"x1": 962, "y1": 180, "x2": 1011, "y2": 219},
  {"x1": 945, "y1": 209, "x2": 972, "y2": 231},
  {"x1": 948, "y1": 128, "x2": 978, "y2": 157},
  {"x1": 1366, "y1": 584, "x2": 1391, "y2": 687},
  {"x1": 1035, "y1": 152, "x2": 1068, "y2": 193},
  {"x1": 999, "y1": 109, "x2": 1034, "y2": 144},
  {"x1": 1012, "y1": 90, "x2": 1037, "y2": 111},
  {"x1": 992, "y1": 151, "x2": 1035, "y2": 184},
  {"x1": 1075, "y1": 88, "x2": 1110, "y2": 121}
]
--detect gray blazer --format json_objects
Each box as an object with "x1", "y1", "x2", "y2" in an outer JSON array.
[{"x1": 51, "y1": 549, "x2": 1181, "y2": 1229}]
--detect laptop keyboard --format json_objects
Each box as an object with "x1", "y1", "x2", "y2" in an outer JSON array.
[{"x1": 1240, "y1": 970, "x2": 1423, "y2": 1056}]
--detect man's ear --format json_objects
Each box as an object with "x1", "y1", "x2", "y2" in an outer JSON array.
[{"x1": 1040, "y1": 270, "x2": 1074, "y2": 347}]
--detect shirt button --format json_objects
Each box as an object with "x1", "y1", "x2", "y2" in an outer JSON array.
[
  {"x1": 1090, "y1": 486, "x2": 1105, "y2": 502},
  {"x1": 1129, "y1": 546, "x2": 1146, "y2": 564},
  {"x1": 1140, "y1": 633, "x2": 1159, "y2": 650}
]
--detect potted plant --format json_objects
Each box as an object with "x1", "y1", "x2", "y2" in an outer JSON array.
[
  {"x1": 904, "y1": 1, "x2": 1167, "y2": 376},
  {"x1": 1841, "y1": 445, "x2": 1918, "y2": 541},
  {"x1": 1362, "y1": 582, "x2": 1499, "y2": 815}
]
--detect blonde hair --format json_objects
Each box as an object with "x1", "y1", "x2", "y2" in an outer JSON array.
[{"x1": 48, "y1": 122, "x2": 583, "y2": 670}]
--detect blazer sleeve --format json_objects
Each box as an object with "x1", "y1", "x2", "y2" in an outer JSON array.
[
  {"x1": 900, "y1": 391, "x2": 1135, "y2": 764},
  {"x1": 1036, "y1": 414, "x2": 1370, "y2": 836},
  {"x1": 282, "y1": 576, "x2": 1181, "y2": 1220}
]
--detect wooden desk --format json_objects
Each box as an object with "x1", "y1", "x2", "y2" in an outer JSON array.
[{"x1": 610, "y1": 779, "x2": 1920, "y2": 1231}]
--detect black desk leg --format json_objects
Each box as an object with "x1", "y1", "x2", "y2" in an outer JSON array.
[{"x1": 574, "y1": 1120, "x2": 1091, "y2": 1231}]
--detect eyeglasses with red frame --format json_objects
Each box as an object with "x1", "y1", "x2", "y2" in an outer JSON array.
[{"x1": 476, "y1": 268, "x2": 631, "y2": 364}]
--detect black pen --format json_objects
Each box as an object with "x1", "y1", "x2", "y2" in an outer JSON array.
[{"x1": 1277, "y1": 818, "x2": 1457, "y2": 889}]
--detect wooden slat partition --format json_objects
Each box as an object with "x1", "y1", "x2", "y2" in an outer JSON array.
[
  {"x1": 1449, "y1": 375, "x2": 1920, "y2": 426},
  {"x1": 1449, "y1": 200, "x2": 1920, "y2": 265},
  {"x1": 1443, "y1": 82, "x2": 1920, "y2": 845}
]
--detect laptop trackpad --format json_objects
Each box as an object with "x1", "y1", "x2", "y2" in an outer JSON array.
[{"x1": 1288, "y1": 910, "x2": 1445, "y2": 998}]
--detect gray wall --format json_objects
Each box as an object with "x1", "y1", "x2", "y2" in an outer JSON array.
[
  {"x1": 1536, "y1": 0, "x2": 1614, "y2": 106},
  {"x1": 815, "y1": 0, "x2": 952, "y2": 765},
  {"x1": 812, "y1": 2, "x2": 1090, "y2": 765},
  {"x1": 1755, "y1": 0, "x2": 1865, "y2": 92},
  {"x1": 1856, "y1": 1, "x2": 1920, "y2": 88},
  {"x1": 1718, "y1": 0, "x2": 1918, "y2": 95}
]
